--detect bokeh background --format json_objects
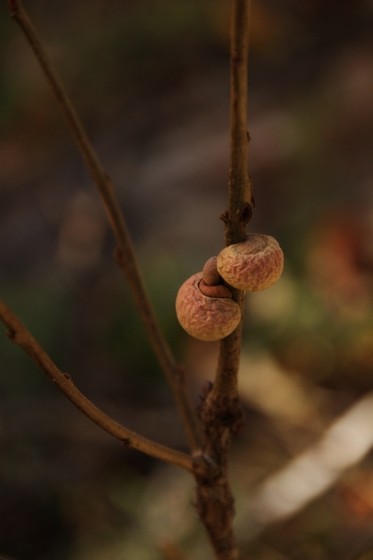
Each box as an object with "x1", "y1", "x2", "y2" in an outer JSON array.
[{"x1": 1, "y1": 1, "x2": 373, "y2": 558}]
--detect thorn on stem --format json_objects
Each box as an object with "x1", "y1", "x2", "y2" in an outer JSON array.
[{"x1": 220, "y1": 211, "x2": 229, "y2": 224}]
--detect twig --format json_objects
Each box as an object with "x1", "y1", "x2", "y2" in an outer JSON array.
[
  {"x1": 0, "y1": 301, "x2": 194, "y2": 473},
  {"x1": 214, "y1": 0, "x2": 252, "y2": 410},
  {"x1": 227, "y1": 0, "x2": 254, "y2": 239},
  {"x1": 196, "y1": 1, "x2": 252, "y2": 559},
  {"x1": 6, "y1": 0, "x2": 200, "y2": 452}
]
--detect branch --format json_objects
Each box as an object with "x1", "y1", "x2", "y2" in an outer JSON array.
[
  {"x1": 0, "y1": 301, "x2": 194, "y2": 473},
  {"x1": 203, "y1": 0, "x2": 252, "y2": 418},
  {"x1": 6, "y1": 0, "x2": 200, "y2": 452},
  {"x1": 214, "y1": 0, "x2": 252, "y2": 410},
  {"x1": 228, "y1": 0, "x2": 254, "y2": 238},
  {"x1": 195, "y1": 2, "x2": 252, "y2": 559}
]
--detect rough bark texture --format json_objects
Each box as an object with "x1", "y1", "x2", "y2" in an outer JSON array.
[{"x1": 194, "y1": 1, "x2": 252, "y2": 558}]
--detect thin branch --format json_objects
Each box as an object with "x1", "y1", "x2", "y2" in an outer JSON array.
[
  {"x1": 214, "y1": 0, "x2": 252, "y2": 407},
  {"x1": 6, "y1": 0, "x2": 200, "y2": 451},
  {"x1": 228, "y1": 0, "x2": 254, "y2": 238},
  {"x1": 195, "y1": 2, "x2": 252, "y2": 559},
  {"x1": 0, "y1": 301, "x2": 194, "y2": 473}
]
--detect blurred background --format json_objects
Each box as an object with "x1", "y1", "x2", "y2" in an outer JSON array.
[{"x1": 1, "y1": 0, "x2": 373, "y2": 558}]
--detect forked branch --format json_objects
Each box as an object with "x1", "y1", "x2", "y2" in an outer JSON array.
[
  {"x1": 6, "y1": 0, "x2": 200, "y2": 451},
  {"x1": 4, "y1": 2, "x2": 254, "y2": 558}
]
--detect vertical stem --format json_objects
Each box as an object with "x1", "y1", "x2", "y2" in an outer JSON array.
[
  {"x1": 227, "y1": 0, "x2": 253, "y2": 245},
  {"x1": 195, "y1": 2, "x2": 252, "y2": 559},
  {"x1": 213, "y1": 0, "x2": 252, "y2": 410}
]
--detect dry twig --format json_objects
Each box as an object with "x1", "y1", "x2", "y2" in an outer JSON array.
[
  {"x1": 0, "y1": 301, "x2": 193, "y2": 472},
  {"x1": 6, "y1": 0, "x2": 200, "y2": 452},
  {"x1": 196, "y1": 1, "x2": 252, "y2": 559}
]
